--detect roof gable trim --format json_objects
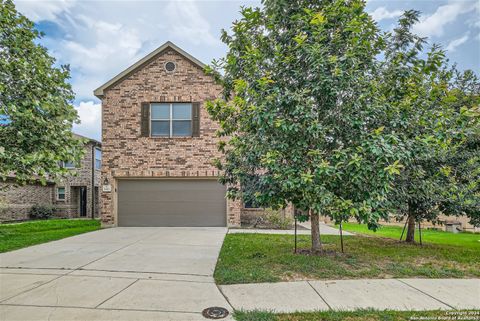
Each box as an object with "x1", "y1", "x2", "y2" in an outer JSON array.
[{"x1": 93, "y1": 41, "x2": 206, "y2": 98}]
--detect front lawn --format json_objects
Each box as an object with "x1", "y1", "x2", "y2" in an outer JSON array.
[
  {"x1": 338, "y1": 223, "x2": 479, "y2": 249},
  {"x1": 0, "y1": 219, "x2": 101, "y2": 253},
  {"x1": 214, "y1": 233, "x2": 479, "y2": 284},
  {"x1": 234, "y1": 310, "x2": 475, "y2": 321}
]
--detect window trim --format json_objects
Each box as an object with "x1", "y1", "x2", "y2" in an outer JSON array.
[
  {"x1": 150, "y1": 102, "x2": 192, "y2": 137},
  {"x1": 57, "y1": 187, "x2": 66, "y2": 201}
]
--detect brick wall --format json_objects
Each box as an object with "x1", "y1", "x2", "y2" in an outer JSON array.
[
  {"x1": 0, "y1": 181, "x2": 54, "y2": 221},
  {"x1": 100, "y1": 47, "x2": 241, "y2": 227}
]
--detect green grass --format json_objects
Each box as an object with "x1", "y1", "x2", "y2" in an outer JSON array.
[
  {"x1": 214, "y1": 233, "x2": 480, "y2": 284},
  {"x1": 0, "y1": 219, "x2": 101, "y2": 253},
  {"x1": 338, "y1": 223, "x2": 480, "y2": 249},
  {"x1": 234, "y1": 310, "x2": 476, "y2": 321}
]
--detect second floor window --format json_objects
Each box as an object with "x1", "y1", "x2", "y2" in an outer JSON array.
[
  {"x1": 151, "y1": 103, "x2": 192, "y2": 137},
  {"x1": 94, "y1": 148, "x2": 101, "y2": 170},
  {"x1": 62, "y1": 161, "x2": 75, "y2": 169}
]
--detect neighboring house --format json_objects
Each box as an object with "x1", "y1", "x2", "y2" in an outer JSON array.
[
  {"x1": 0, "y1": 134, "x2": 102, "y2": 222},
  {"x1": 95, "y1": 41, "x2": 294, "y2": 227}
]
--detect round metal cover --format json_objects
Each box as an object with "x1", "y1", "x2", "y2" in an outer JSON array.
[
  {"x1": 202, "y1": 307, "x2": 229, "y2": 319},
  {"x1": 165, "y1": 61, "x2": 176, "y2": 72}
]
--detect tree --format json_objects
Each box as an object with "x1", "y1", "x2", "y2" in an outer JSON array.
[
  {"x1": 440, "y1": 70, "x2": 480, "y2": 228},
  {"x1": 207, "y1": 0, "x2": 404, "y2": 252},
  {"x1": 377, "y1": 11, "x2": 480, "y2": 242},
  {"x1": 0, "y1": 0, "x2": 84, "y2": 185}
]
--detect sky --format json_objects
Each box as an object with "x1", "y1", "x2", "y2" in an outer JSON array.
[{"x1": 13, "y1": 0, "x2": 480, "y2": 141}]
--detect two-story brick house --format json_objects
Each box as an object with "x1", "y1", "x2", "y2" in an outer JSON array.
[
  {"x1": 94, "y1": 42, "x2": 242, "y2": 227},
  {"x1": 0, "y1": 134, "x2": 102, "y2": 221},
  {"x1": 55, "y1": 134, "x2": 102, "y2": 218}
]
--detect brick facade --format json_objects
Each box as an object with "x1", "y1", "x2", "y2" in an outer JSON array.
[
  {"x1": 99, "y1": 45, "x2": 241, "y2": 227},
  {"x1": 0, "y1": 138, "x2": 101, "y2": 222},
  {"x1": 0, "y1": 181, "x2": 54, "y2": 221}
]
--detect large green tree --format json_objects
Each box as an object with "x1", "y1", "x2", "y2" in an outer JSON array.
[
  {"x1": 0, "y1": 0, "x2": 83, "y2": 184},
  {"x1": 207, "y1": 0, "x2": 405, "y2": 252},
  {"x1": 377, "y1": 11, "x2": 480, "y2": 242},
  {"x1": 440, "y1": 70, "x2": 480, "y2": 228}
]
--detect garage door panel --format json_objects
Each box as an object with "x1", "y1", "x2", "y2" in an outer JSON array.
[
  {"x1": 119, "y1": 214, "x2": 223, "y2": 227},
  {"x1": 120, "y1": 192, "x2": 225, "y2": 204},
  {"x1": 117, "y1": 180, "x2": 226, "y2": 227}
]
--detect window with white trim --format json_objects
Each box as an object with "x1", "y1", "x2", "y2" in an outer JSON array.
[
  {"x1": 57, "y1": 187, "x2": 66, "y2": 201},
  {"x1": 151, "y1": 103, "x2": 192, "y2": 137}
]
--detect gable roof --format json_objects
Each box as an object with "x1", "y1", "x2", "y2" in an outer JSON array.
[
  {"x1": 73, "y1": 133, "x2": 101, "y2": 146},
  {"x1": 93, "y1": 41, "x2": 206, "y2": 98}
]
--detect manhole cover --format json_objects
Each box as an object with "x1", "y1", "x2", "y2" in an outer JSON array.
[{"x1": 202, "y1": 307, "x2": 229, "y2": 319}]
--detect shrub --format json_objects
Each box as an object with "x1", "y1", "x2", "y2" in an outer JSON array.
[
  {"x1": 29, "y1": 204, "x2": 55, "y2": 220},
  {"x1": 264, "y1": 208, "x2": 293, "y2": 230}
]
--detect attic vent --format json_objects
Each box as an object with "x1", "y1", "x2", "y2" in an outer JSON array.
[{"x1": 165, "y1": 61, "x2": 176, "y2": 72}]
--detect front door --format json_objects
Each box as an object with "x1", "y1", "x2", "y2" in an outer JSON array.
[{"x1": 79, "y1": 187, "x2": 87, "y2": 217}]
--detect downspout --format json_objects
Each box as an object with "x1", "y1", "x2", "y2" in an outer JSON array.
[{"x1": 91, "y1": 143, "x2": 95, "y2": 219}]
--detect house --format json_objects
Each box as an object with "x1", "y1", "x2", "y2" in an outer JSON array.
[
  {"x1": 95, "y1": 41, "x2": 294, "y2": 227},
  {"x1": 0, "y1": 134, "x2": 102, "y2": 221}
]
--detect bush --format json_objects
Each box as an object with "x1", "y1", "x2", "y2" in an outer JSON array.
[
  {"x1": 29, "y1": 204, "x2": 55, "y2": 220},
  {"x1": 264, "y1": 208, "x2": 293, "y2": 229}
]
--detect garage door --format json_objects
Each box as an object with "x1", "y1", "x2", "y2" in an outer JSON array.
[{"x1": 118, "y1": 179, "x2": 226, "y2": 227}]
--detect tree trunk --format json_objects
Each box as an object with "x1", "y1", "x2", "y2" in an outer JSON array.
[
  {"x1": 405, "y1": 214, "x2": 416, "y2": 243},
  {"x1": 310, "y1": 210, "x2": 322, "y2": 252}
]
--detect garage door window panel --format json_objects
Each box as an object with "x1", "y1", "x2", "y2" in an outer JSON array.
[{"x1": 151, "y1": 103, "x2": 192, "y2": 137}]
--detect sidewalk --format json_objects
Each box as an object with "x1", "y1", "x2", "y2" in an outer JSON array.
[
  {"x1": 228, "y1": 223, "x2": 352, "y2": 236},
  {"x1": 219, "y1": 279, "x2": 480, "y2": 313}
]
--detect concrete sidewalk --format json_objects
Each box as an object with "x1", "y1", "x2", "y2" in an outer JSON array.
[
  {"x1": 229, "y1": 223, "x2": 352, "y2": 236},
  {"x1": 220, "y1": 278, "x2": 480, "y2": 313}
]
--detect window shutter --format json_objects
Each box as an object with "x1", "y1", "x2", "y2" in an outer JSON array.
[
  {"x1": 192, "y1": 102, "x2": 200, "y2": 137},
  {"x1": 140, "y1": 102, "x2": 150, "y2": 137}
]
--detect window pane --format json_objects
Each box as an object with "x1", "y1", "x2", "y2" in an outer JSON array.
[
  {"x1": 151, "y1": 103, "x2": 169, "y2": 119},
  {"x1": 172, "y1": 103, "x2": 191, "y2": 119},
  {"x1": 244, "y1": 199, "x2": 260, "y2": 209},
  {"x1": 94, "y1": 148, "x2": 101, "y2": 169},
  {"x1": 57, "y1": 187, "x2": 65, "y2": 200},
  {"x1": 172, "y1": 120, "x2": 192, "y2": 136},
  {"x1": 151, "y1": 120, "x2": 169, "y2": 136},
  {"x1": 64, "y1": 161, "x2": 75, "y2": 168}
]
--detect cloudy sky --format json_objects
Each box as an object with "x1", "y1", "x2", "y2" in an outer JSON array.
[{"x1": 13, "y1": 0, "x2": 480, "y2": 141}]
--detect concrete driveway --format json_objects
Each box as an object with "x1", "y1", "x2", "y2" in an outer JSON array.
[{"x1": 0, "y1": 227, "x2": 233, "y2": 321}]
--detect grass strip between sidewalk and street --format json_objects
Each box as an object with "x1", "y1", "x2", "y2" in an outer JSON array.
[{"x1": 233, "y1": 309, "x2": 478, "y2": 321}]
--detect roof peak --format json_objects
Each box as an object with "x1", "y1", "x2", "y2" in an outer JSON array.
[{"x1": 93, "y1": 41, "x2": 206, "y2": 98}]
